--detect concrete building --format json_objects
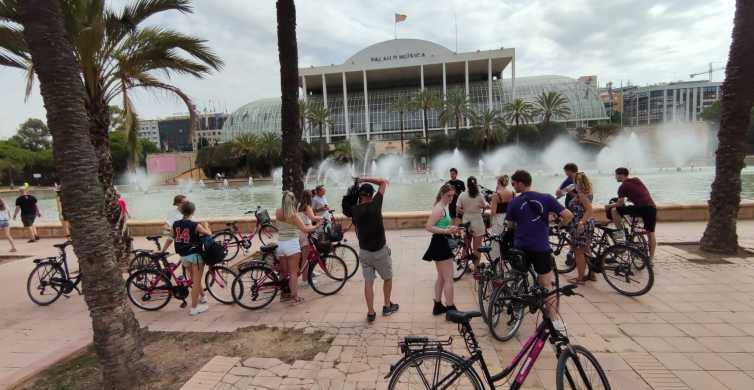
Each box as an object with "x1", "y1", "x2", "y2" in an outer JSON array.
[
  {"x1": 139, "y1": 112, "x2": 228, "y2": 152},
  {"x1": 620, "y1": 80, "x2": 721, "y2": 127},
  {"x1": 136, "y1": 119, "x2": 160, "y2": 146}
]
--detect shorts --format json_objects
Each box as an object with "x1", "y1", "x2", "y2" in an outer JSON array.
[
  {"x1": 21, "y1": 214, "x2": 35, "y2": 227},
  {"x1": 181, "y1": 253, "x2": 203, "y2": 265},
  {"x1": 276, "y1": 238, "x2": 301, "y2": 257},
  {"x1": 0, "y1": 221, "x2": 8, "y2": 229},
  {"x1": 616, "y1": 205, "x2": 657, "y2": 233},
  {"x1": 522, "y1": 250, "x2": 554, "y2": 275},
  {"x1": 360, "y1": 246, "x2": 393, "y2": 281},
  {"x1": 462, "y1": 215, "x2": 486, "y2": 236}
]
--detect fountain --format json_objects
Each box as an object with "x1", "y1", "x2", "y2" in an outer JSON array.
[
  {"x1": 478, "y1": 159, "x2": 485, "y2": 178},
  {"x1": 248, "y1": 176, "x2": 254, "y2": 187},
  {"x1": 271, "y1": 167, "x2": 283, "y2": 187},
  {"x1": 222, "y1": 179, "x2": 229, "y2": 190},
  {"x1": 371, "y1": 160, "x2": 377, "y2": 176},
  {"x1": 199, "y1": 179, "x2": 206, "y2": 188}
]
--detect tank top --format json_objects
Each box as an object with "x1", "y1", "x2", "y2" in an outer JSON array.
[
  {"x1": 173, "y1": 219, "x2": 200, "y2": 256},
  {"x1": 434, "y1": 207, "x2": 451, "y2": 229},
  {"x1": 277, "y1": 218, "x2": 299, "y2": 241}
]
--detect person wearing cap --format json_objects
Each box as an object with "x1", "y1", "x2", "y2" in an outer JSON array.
[
  {"x1": 164, "y1": 194, "x2": 188, "y2": 252},
  {"x1": 350, "y1": 176, "x2": 399, "y2": 322},
  {"x1": 13, "y1": 186, "x2": 40, "y2": 242}
]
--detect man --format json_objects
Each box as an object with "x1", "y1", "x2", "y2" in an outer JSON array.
[
  {"x1": 445, "y1": 168, "x2": 465, "y2": 222},
  {"x1": 164, "y1": 194, "x2": 187, "y2": 252},
  {"x1": 350, "y1": 176, "x2": 399, "y2": 322},
  {"x1": 506, "y1": 170, "x2": 573, "y2": 327},
  {"x1": 555, "y1": 163, "x2": 578, "y2": 208},
  {"x1": 605, "y1": 167, "x2": 657, "y2": 258},
  {"x1": 312, "y1": 185, "x2": 330, "y2": 218},
  {"x1": 14, "y1": 187, "x2": 41, "y2": 242}
]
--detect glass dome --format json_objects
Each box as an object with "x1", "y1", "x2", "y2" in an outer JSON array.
[
  {"x1": 222, "y1": 98, "x2": 281, "y2": 141},
  {"x1": 500, "y1": 75, "x2": 606, "y2": 122}
]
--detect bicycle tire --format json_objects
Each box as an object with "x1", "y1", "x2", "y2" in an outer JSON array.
[
  {"x1": 258, "y1": 224, "x2": 279, "y2": 246},
  {"x1": 600, "y1": 245, "x2": 654, "y2": 297},
  {"x1": 333, "y1": 243, "x2": 359, "y2": 279},
  {"x1": 231, "y1": 263, "x2": 279, "y2": 310},
  {"x1": 213, "y1": 231, "x2": 240, "y2": 261},
  {"x1": 387, "y1": 349, "x2": 484, "y2": 390},
  {"x1": 309, "y1": 255, "x2": 348, "y2": 296},
  {"x1": 26, "y1": 261, "x2": 65, "y2": 306},
  {"x1": 126, "y1": 269, "x2": 172, "y2": 311},
  {"x1": 452, "y1": 244, "x2": 469, "y2": 281},
  {"x1": 554, "y1": 249, "x2": 577, "y2": 274},
  {"x1": 486, "y1": 277, "x2": 526, "y2": 342},
  {"x1": 204, "y1": 265, "x2": 237, "y2": 304},
  {"x1": 128, "y1": 252, "x2": 158, "y2": 274},
  {"x1": 477, "y1": 273, "x2": 495, "y2": 322},
  {"x1": 556, "y1": 344, "x2": 611, "y2": 390}
]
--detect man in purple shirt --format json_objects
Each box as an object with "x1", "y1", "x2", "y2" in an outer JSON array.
[{"x1": 605, "y1": 167, "x2": 657, "y2": 258}]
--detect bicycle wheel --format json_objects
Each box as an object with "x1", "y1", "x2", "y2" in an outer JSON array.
[
  {"x1": 486, "y1": 277, "x2": 526, "y2": 342},
  {"x1": 333, "y1": 243, "x2": 359, "y2": 279},
  {"x1": 556, "y1": 344, "x2": 611, "y2": 390},
  {"x1": 477, "y1": 273, "x2": 495, "y2": 322},
  {"x1": 388, "y1": 350, "x2": 483, "y2": 390},
  {"x1": 309, "y1": 255, "x2": 348, "y2": 296},
  {"x1": 204, "y1": 265, "x2": 237, "y2": 304},
  {"x1": 128, "y1": 253, "x2": 156, "y2": 274},
  {"x1": 126, "y1": 269, "x2": 172, "y2": 311},
  {"x1": 554, "y1": 249, "x2": 576, "y2": 274},
  {"x1": 213, "y1": 231, "x2": 240, "y2": 261},
  {"x1": 452, "y1": 244, "x2": 469, "y2": 281},
  {"x1": 231, "y1": 263, "x2": 279, "y2": 310},
  {"x1": 26, "y1": 262, "x2": 65, "y2": 306},
  {"x1": 258, "y1": 224, "x2": 279, "y2": 246},
  {"x1": 600, "y1": 245, "x2": 654, "y2": 296}
]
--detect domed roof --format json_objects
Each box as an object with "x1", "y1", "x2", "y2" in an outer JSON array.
[
  {"x1": 344, "y1": 39, "x2": 455, "y2": 65},
  {"x1": 222, "y1": 98, "x2": 282, "y2": 140}
]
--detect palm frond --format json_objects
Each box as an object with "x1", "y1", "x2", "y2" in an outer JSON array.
[
  {"x1": 23, "y1": 62, "x2": 34, "y2": 102},
  {"x1": 0, "y1": 24, "x2": 29, "y2": 69},
  {"x1": 122, "y1": 0, "x2": 192, "y2": 28},
  {"x1": 0, "y1": 0, "x2": 20, "y2": 24}
]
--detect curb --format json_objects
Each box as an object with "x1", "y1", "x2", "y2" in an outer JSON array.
[{"x1": 1, "y1": 335, "x2": 91, "y2": 390}]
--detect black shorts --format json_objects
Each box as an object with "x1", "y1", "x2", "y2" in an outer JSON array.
[
  {"x1": 616, "y1": 205, "x2": 657, "y2": 233},
  {"x1": 523, "y1": 250, "x2": 554, "y2": 275},
  {"x1": 21, "y1": 214, "x2": 36, "y2": 227}
]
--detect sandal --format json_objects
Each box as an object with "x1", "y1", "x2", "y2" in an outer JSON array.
[
  {"x1": 10, "y1": 248, "x2": 17, "y2": 252},
  {"x1": 567, "y1": 277, "x2": 585, "y2": 285},
  {"x1": 280, "y1": 293, "x2": 292, "y2": 302},
  {"x1": 289, "y1": 296, "x2": 305, "y2": 304}
]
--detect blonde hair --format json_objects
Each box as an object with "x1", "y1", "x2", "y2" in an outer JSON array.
[
  {"x1": 434, "y1": 184, "x2": 454, "y2": 205},
  {"x1": 281, "y1": 191, "x2": 298, "y2": 218},
  {"x1": 497, "y1": 175, "x2": 509, "y2": 188},
  {"x1": 575, "y1": 172, "x2": 592, "y2": 195}
]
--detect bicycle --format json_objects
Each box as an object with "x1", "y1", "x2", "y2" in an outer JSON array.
[
  {"x1": 451, "y1": 222, "x2": 485, "y2": 281},
  {"x1": 322, "y1": 210, "x2": 360, "y2": 280},
  {"x1": 125, "y1": 250, "x2": 238, "y2": 310},
  {"x1": 212, "y1": 206, "x2": 279, "y2": 261},
  {"x1": 231, "y1": 234, "x2": 348, "y2": 310},
  {"x1": 473, "y1": 233, "x2": 514, "y2": 323},
  {"x1": 128, "y1": 235, "x2": 167, "y2": 274},
  {"x1": 27, "y1": 241, "x2": 81, "y2": 306},
  {"x1": 386, "y1": 284, "x2": 611, "y2": 389}
]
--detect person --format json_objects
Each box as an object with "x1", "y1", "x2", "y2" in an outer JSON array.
[
  {"x1": 312, "y1": 185, "x2": 330, "y2": 218},
  {"x1": 423, "y1": 184, "x2": 460, "y2": 316},
  {"x1": 297, "y1": 190, "x2": 323, "y2": 285},
  {"x1": 164, "y1": 195, "x2": 188, "y2": 252},
  {"x1": 275, "y1": 191, "x2": 318, "y2": 304},
  {"x1": 14, "y1": 187, "x2": 40, "y2": 242},
  {"x1": 455, "y1": 176, "x2": 488, "y2": 269},
  {"x1": 489, "y1": 175, "x2": 514, "y2": 236},
  {"x1": 54, "y1": 184, "x2": 70, "y2": 237},
  {"x1": 605, "y1": 167, "x2": 657, "y2": 258},
  {"x1": 0, "y1": 198, "x2": 18, "y2": 252},
  {"x1": 350, "y1": 176, "x2": 399, "y2": 322},
  {"x1": 555, "y1": 163, "x2": 579, "y2": 208},
  {"x1": 445, "y1": 168, "x2": 465, "y2": 222},
  {"x1": 506, "y1": 170, "x2": 573, "y2": 327},
  {"x1": 172, "y1": 201, "x2": 212, "y2": 315},
  {"x1": 567, "y1": 173, "x2": 595, "y2": 284},
  {"x1": 116, "y1": 193, "x2": 131, "y2": 239}
]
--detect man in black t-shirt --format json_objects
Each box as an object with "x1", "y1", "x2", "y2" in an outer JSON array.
[
  {"x1": 14, "y1": 187, "x2": 40, "y2": 242},
  {"x1": 445, "y1": 168, "x2": 465, "y2": 221},
  {"x1": 351, "y1": 176, "x2": 399, "y2": 322}
]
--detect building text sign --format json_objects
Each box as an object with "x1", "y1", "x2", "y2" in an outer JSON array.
[{"x1": 370, "y1": 52, "x2": 426, "y2": 63}]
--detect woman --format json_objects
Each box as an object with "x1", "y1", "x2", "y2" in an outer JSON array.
[
  {"x1": 0, "y1": 198, "x2": 18, "y2": 252},
  {"x1": 568, "y1": 172, "x2": 595, "y2": 284},
  {"x1": 488, "y1": 175, "x2": 514, "y2": 259},
  {"x1": 423, "y1": 184, "x2": 459, "y2": 315},
  {"x1": 275, "y1": 191, "x2": 318, "y2": 303},
  {"x1": 456, "y1": 176, "x2": 488, "y2": 269},
  {"x1": 172, "y1": 201, "x2": 212, "y2": 316},
  {"x1": 298, "y1": 190, "x2": 323, "y2": 284}
]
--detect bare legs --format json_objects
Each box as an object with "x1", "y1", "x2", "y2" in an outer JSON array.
[
  {"x1": 2, "y1": 227, "x2": 17, "y2": 252},
  {"x1": 364, "y1": 278, "x2": 393, "y2": 315},
  {"x1": 280, "y1": 254, "x2": 302, "y2": 301},
  {"x1": 434, "y1": 259, "x2": 454, "y2": 306},
  {"x1": 188, "y1": 263, "x2": 204, "y2": 309},
  {"x1": 472, "y1": 234, "x2": 483, "y2": 268}
]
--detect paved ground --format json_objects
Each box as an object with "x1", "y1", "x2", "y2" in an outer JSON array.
[{"x1": 1, "y1": 221, "x2": 754, "y2": 389}]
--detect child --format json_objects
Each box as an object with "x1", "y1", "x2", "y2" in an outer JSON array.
[
  {"x1": 172, "y1": 201, "x2": 211, "y2": 315},
  {"x1": 0, "y1": 198, "x2": 18, "y2": 252}
]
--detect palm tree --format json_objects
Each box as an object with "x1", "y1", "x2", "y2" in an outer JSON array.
[
  {"x1": 231, "y1": 133, "x2": 259, "y2": 174},
  {"x1": 306, "y1": 103, "x2": 332, "y2": 161},
  {"x1": 413, "y1": 89, "x2": 441, "y2": 168},
  {"x1": 439, "y1": 88, "x2": 472, "y2": 147},
  {"x1": 700, "y1": 0, "x2": 754, "y2": 254},
  {"x1": 298, "y1": 99, "x2": 310, "y2": 141},
  {"x1": 534, "y1": 91, "x2": 571, "y2": 128},
  {"x1": 502, "y1": 98, "x2": 536, "y2": 145},
  {"x1": 257, "y1": 132, "x2": 282, "y2": 165},
  {"x1": 391, "y1": 94, "x2": 413, "y2": 154},
  {"x1": 1, "y1": 0, "x2": 223, "y2": 264},
  {"x1": 17, "y1": 0, "x2": 149, "y2": 387},
  {"x1": 277, "y1": 0, "x2": 304, "y2": 198},
  {"x1": 330, "y1": 140, "x2": 353, "y2": 163},
  {"x1": 471, "y1": 108, "x2": 505, "y2": 152}
]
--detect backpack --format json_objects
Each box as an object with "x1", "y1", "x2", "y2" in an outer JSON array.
[
  {"x1": 341, "y1": 179, "x2": 360, "y2": 218},
  {"x1": 200, "y1": 236, "x2": 225, "y2": 266}
]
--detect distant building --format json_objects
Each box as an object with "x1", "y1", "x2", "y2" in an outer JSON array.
[
  {"x1": 139, "y1": 112, "x2": 228, "y2": 152},
  {"x1": 619, "y1": 80, "x2": 721, "y2": 127},
  {"x1": 136, "y1": 119, "x2": 160, "y2": 146}
]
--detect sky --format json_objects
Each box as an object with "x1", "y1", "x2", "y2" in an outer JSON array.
[{"x1": 0, "y1": 0, "x2": 734, "y2": 138}]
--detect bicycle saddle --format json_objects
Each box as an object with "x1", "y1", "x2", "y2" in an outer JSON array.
[
  {"x1": 478, "y1": 245, "x2": 492, "y2": 253},
  {"x1": 53, "y1": 241, "x2": 72, "y2": 249},
  {"x1": 260, "y1": 244, "x2": 278, "y2": 253},
  {"x1": 446, "y1": 310, "x2": 482, "y2": 324},
  {"x1": 146, "y1": 235, "x2": 161, "y2": 241}
]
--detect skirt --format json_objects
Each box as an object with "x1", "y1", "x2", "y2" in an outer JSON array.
[{"x1": 422, "y1": 234, "x2": 455, "y2": 261}]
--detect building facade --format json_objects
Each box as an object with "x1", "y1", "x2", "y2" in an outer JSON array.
[
  {"x1": 139, "y1": 112, "x2": 228, "y2": 152},
  {"x1": 620, "y1": 80, "x2": 721, "y2": 127},
  {"x1": 136, "y1": 119, "x2": 160, "y2": 146}
]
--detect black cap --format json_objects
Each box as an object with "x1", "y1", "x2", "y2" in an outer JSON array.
[{"x1": 358, "y1": 183, "x2": 375, "y2": 196}]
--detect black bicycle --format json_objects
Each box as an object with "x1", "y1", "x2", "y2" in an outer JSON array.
[
  {"x1": 485, "y1": 249, "x2": 541, "y2": 342},
  {"x1": 322, "y1": 210, "x2": 360, "y2": 280},
  {"x1": 26, "y1": 241, "x2": 81, "y2": 306},
  {"x1": 386, "y1": 284, "x2": 611, "y2": 389}
]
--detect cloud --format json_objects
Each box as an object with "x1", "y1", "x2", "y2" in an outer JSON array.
[{"x1": 0, "y1": 0, "x2": 734, "y2": 138}]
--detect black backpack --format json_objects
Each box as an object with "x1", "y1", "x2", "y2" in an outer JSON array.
[
  {"x1": 200, "y1": 236, "x2": 225, "y2": 266},
  {"x1": 341, "y1": 179, "x2": 360, "y2": 217}
]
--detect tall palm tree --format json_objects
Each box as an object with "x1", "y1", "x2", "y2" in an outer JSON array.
[
  {"x1": 231, "y1": 133, "x2": 259, "y2": 174},
  {"x1": 306, "y1": 102, "x2": 332, "y2": 161},
  {"x1": 700, "y1": 0, "x2": 754, "y2": 254},
  {"x1": 1, "y1": 0, "x2": 223, "y2": 264},
  {"x1": 298, "y1": 99, "x2": 310, "y2": 141},
  {"x1": 502, "y1": 98, "x2": 536, "y2": 145},
  {"x1": 391, "y1": 94, "x2": 413, "y2": 154},
  {"x1": 413, "y1": 89, "x2": 440, "y2": 168},
  {"x1": 439, "y1": 88, "x2": 472, "y2": 146},
  {"x1": 17, "y1": 0, "x2": 149, "y2": 387},
  {"x1": 534, "y1": 91, "x2": 571, "y2": 127},
  {"x1": 471, "y1": 107, "x2": 505, "y2": 152},
  {"x1": 277, "y1": 0, "x2": 304, "y2": 198}
]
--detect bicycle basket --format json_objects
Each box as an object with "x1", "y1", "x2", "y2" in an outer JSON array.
[
  {"x1": 315, "y1": 238, "x2": 332, "y2": 253},
  {"x1": 326, "y1": 223, "x2": 344, "y2": 242},
  {"x1": 505, "y1": 249, "x2": 529, "y2": 273},
  {"x1": 255, "y1": 209, "x2": 271, "y2": 225}
]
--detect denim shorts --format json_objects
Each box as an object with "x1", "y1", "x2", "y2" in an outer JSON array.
[
  {"x1": 0, "y1": 221, "x2": 8, "y2": 229},
  {"x1": 180, "y1": 253, "x2": 203, "y2": 265}
]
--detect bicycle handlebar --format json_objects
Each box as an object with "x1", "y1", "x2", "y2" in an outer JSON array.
[{"x1": 509, "y1": 284, "x2": 580, "y2": 311}]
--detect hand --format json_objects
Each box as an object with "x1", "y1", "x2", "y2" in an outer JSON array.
[
  {"x1": 323, "y1": 205, "x2": 329, "y2": 210},
  {"x1": 556, "y1": 189, "x2": 564, "y2": 197},
  {"x1": 448, "y1": 226, "x2": 459, "y2": 235}
]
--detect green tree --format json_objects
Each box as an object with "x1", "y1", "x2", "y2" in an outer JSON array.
[
  {"x1": 471, "y1": 107, "x2": 505, "y2": 152},
  {"x1": 413, "y1": 89, "x2": 441, "y2": 167},
  {"x1": 391, "y1": 94, "x2": 413, "y2": 154},
  {"x1": 10, "y1": 118, "x2": 50, "y2": 151},
  {"x1": 329, "y1": 140, "x2": 353, "y2": 163},
  {"x1": 439, "y1": 89, "x2": 472, "y2": 147},
  {"x1": 231, "y1": 134, "x2": 259, "y2": 175},
  {"x1": 139, "y1": 138, "x2": 158, "y2": 166},
  {"x1": 306, "y1": 103, "x2": 332, "y2": 161},
  {"x1": 298, "y1": 99, "x2": 311, "y2": 140},
  {"x1": 256, "y1": 132, "x2": 282, "y2": 174},
  {"x1": 502, "y1": 98, "x2": 536, "y2": 145},
  {"x1": 534, "y1": 91, "x2": 571, "y2": 128}
]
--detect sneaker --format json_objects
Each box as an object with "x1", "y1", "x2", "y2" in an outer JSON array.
[
  {"x1": 551, "y1": 319, "x2": 567, "y2": 333},
  {"x1": 367, "y1": 312, "x2": 376, "y2": 322},
  {"x1": 190, "y1": 304, "x2": 209, "y2": 316},
  {"x1": 432, "y1": 301, "x2": 447, "y2": 316},
  {"x1": 382, "y1": 302, "x2": 400, "y2": 316},
  {"x1": 199, "y1": 295, "x2": 208, "y2": 304},
  {"x1": 446, "y1": 305, "x2": 458, "y2": 313}
]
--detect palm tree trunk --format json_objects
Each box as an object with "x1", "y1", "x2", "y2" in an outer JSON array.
[
  {"x1": 515, "y1": 117, "x2": 520, "y2": 145},
  {"x1": 18, "y1": 1, "x2": 150, "y2": 388},
  {"x1": 455, "y1": 115, "x2": 461, "y2": 148},
  {"x1": 423, "y1": 107, "x2": 430, "y2": 171},
  {"x1": 700, "y1": 0, "x2": 754, "y2": 254},
  {"x1": 277, "y1": 0, "x2": 304, "y2": 198},
  {"x1": 399, "y1": 111, "x2": 405, "y2": 154},
  {"x1": 318, "y1": 123, "x2": 324, "y2": 160}
]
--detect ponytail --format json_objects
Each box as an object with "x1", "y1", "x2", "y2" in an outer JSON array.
[{"x1": 467, "y1": 176, "x2": 479, "y2": 198}]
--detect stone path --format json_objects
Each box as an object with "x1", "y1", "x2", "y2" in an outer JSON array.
[{"x1": 1, "y1": 221, "x2": 754, "y2": 389}]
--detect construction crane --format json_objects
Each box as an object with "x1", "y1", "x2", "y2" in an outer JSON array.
[{"x1": 689, "y1": 62, "x2": 724, "y2": 80}]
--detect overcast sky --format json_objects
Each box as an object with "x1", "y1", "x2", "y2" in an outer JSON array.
[{"x1": 0, "y1": 0, "x2": 733, "y2": 138}]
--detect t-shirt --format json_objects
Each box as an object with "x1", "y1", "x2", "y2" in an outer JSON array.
[
  {"x1": 312, "y1": 195, "x2": 328, "y2": 217},
  {"x1": 559, "y1": 177, "x2": 575, "y2": 208},
  {"x1": 15, "y1": 195, "x2": 37, "y2": 216},
  {"x1": 173, "y1": 219, "x2": 200, "y2": 256},
  {"x1": 117, "y1": 198, "x2": 128, "y2": 215},
  {"x1": 457, "y1": 191, "x2": 485, "y2": 216},
  {"x1": 351, "y1": 192, "x2": 386, "y2": 252},
  {"x1": 506, "y1": 191, "x2": 564, "y2": 252},
  {"x1": 618, "y1": 178, "x2": 655, "y2": 207},
  {"x1": 446, "y1": 179, "x2": 466, "y2": 217},
  {"x1": 0, "y1": 209, "x2": 10, "y2": 223}
]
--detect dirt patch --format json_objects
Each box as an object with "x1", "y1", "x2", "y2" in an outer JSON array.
[
  {"x1": 15, "y1": 325, "x2": 332, "y2": 390},
  {"x1": 667, "y1": 243, "x2": 754, "y2": 263}
]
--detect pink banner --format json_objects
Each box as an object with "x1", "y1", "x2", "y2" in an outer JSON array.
[{"x1": 147, "y1": 155, "x2": 177, "y2": 174}]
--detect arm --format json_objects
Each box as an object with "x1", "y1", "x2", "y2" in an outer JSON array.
[
  {"x1": 359, "y1": 176, "x2": 388, "y2": 194},
  {"x1": 291, "y1": 214, "x2": 317, "y2": 233},
  {"x1": 305, "y1": 206, "x2": 323, "y2": 223},
  {"x1": 196, "y1": 223, "x2": 212, "y2": 236},
  {"x1": 489, "y1": 193, "x2": 498, "y2": 213},
  {"x1": 13, "y1": 206, "x2": 19, "y2": 220},
  {"x1": 425, "y1": 206, "x2": 455, "y2": 235}
]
